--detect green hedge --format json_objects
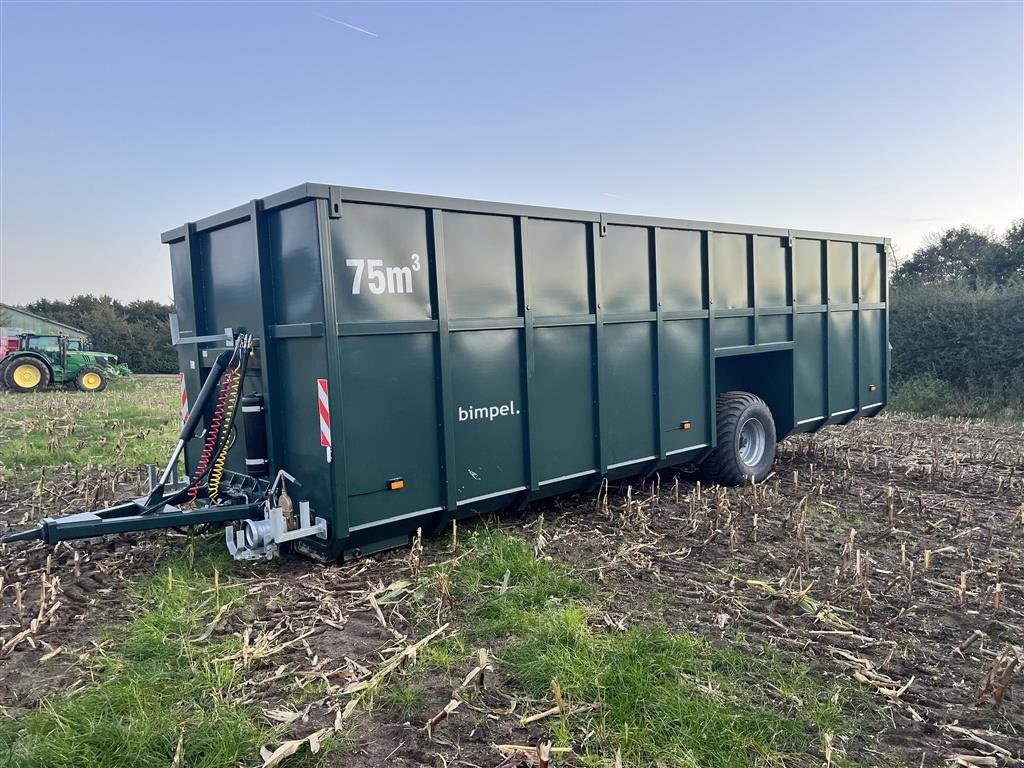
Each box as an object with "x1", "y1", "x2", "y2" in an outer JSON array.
[{"x1": 890, "y1": 283, "x2": 1024, "y2": 418}]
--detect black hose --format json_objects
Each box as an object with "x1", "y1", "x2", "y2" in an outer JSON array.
[{"x1": 181, "y1": 350, "x2": 233, "y2": 442}]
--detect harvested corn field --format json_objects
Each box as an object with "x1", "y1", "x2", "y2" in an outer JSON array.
[{"x1": 1, "y1": 378, "x2": 1022, "y2": 767}]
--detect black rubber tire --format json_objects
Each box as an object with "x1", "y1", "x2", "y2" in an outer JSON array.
[
  {"x1": 702, "y1": 391, "x2": 777, "y2": 485},
  {"x1": 0, "y1": 360, "x2": 8, "y2": 390},
  {"x1": 3, "y1": 356, "x2": 50, "y2": 393},
  {"x1": 75, "y1": 366, "x2": 108, "y2": 393}
]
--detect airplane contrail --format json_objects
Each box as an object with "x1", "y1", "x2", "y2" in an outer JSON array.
[{"x1": 315, "y1": 13, "x2": 379, "y2": 38}]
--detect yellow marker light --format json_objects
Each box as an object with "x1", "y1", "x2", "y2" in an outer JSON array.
[
  {"x1": 389, "y1": 478, "x2": 405, "y2": 491},
  {"x1": 868, "y1": 384, "x2": 877, "y2": 392},
  {"x1": 681, "y1": 421, "x2": 692, "y2": 430}
]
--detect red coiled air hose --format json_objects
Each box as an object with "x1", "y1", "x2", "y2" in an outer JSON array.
[{"x1": 187, "y1": 365, "x2": 236, "y2": 502}]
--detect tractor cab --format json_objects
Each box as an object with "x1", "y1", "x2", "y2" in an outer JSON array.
[
  {"x1": 0, "y1": 333, "x2": 125, "y2": 393},
  {"x1": 24, "y1": 333, "x2": 62, "y2": 357},
  {"x1": 20, "y1": 333, "x2": 70, "y2": 370}
]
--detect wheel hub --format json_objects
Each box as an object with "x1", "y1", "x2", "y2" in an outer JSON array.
[
  {"x1": 82, "y1": 372, "x2": 101, "y2": 389},
  {"x1": 13, "y1": 364, "x2": 41, "y2": 388},
  {"x1": 738, "y1": 417, "x2": 766, "y2": 467}
]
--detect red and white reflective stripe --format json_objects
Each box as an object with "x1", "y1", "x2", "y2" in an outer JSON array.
[
  {"x1": 317, "y1": 378, "x2": 331, "y2": 448},
  {"x1": 179, "y1": 373, "x2": 189, "y2": 424}
]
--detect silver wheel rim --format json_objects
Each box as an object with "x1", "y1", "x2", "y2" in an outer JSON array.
[{"x1": 738, "y1": 417, "x2": 766, "y2": 467}]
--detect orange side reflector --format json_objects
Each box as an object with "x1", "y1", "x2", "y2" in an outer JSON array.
[
  {"x1": 868, "y1": 384, "x2": 878, "y2": 392},
  {"x1": 681, "y1": 421, "x2": 692, "y2": 430},
  {"x1": 389, "y1": 478, "x2": 405, "y2": 491}
]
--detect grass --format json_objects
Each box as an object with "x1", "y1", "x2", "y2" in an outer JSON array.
[
  {"x1": 800, "y1": 503, "x2": 863, "y2": 533},
  {"x1": 0, "y1": 540, "x2": 327, "y2": 768},
  {"x1": 889, "y1": 374, "x2": 1024, "y2": 423},
  {"x1": 436, "y1": 527, "x2": 593, "y2": 639},
  {"x1": 414, "y1": 633, "x2": 470, "y2": 672},
  {"x1": 371, "y1": 684, "x2": 427, "y2": 722},
  {"x1": 430, "y1": 528, "x2": 879, "y2": 767},
  {"x1": 0, "y1": 376, "x2": 180, "y2": 482}
]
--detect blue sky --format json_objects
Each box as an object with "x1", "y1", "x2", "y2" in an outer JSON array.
[{"x1": 1, "y1": 1, "x2": 1021, "y2": 303}]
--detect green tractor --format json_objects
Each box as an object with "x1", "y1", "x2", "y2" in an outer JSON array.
[{"x1": 0, "y1": 334, "x2": 129, "y2": 393}]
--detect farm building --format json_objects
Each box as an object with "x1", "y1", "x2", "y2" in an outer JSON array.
[{"x1": 0, "y1": 302, "x2": 89, "y2": 342}]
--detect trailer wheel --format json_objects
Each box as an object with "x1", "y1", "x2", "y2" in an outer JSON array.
[
  {"x1": 3, "y1": 358, "x2": 50, "y2": 393},
  {"x1": 75, "y1": 366, "x2": 108, "y2": 393},
  {"x1": 702, "y1": 391, "x2": 776, "y2": 485}
]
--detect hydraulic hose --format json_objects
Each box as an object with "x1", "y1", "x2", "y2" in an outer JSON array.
[
  {"x1": 180, "y1": 350, "x2": 233, "y2": 444},
  {"x1": 187, "y1": 364, "x2": 236, "y2": 502},
  {"x1": 183, "y1": 335, "x2": 252, "y2": 503},
  {"x1": 140, "y1": 349, "x2": 233, "y2": 511},
  {"x1": 208, "y1": 343, "x2": 248, "y2": 499},
  {"x1": 144, "y1": 340, "x2": 246, "y2": 513}
]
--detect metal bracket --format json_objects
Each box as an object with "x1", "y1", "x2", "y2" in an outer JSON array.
[
  {"x1": 146, "y1": 463, "x2": 187, "y2": 493},
  {"x1": 599, "y1": 213, "x2": 608, "y2": 237},
  {"x1": 328, "y1": 186, "x2": 343, "y2": 219},
  {"x1": 169, "y1": 313, "x2": 234, "y2": 347},
  {"x1": 268, "y1": 468, "x2": 300, "y2": 498},
  {"x1": 225, "y1": 500, "x2": 328, "y2": 561}
]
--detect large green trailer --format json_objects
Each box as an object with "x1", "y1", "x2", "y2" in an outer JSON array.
[{"x1": 4, "y1": 184, "x2": 889, "y2": 561}]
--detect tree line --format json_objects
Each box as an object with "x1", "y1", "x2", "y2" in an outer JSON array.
[
  {"x1": 20, "y1": 296, "x2": 178, "y2": 374},
  {"x1": 893, "y1": 220, "x2": 1023, "y2": 287}
]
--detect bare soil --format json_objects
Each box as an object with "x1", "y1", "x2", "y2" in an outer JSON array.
[{"x1": 2, "y1": 414, "x2": 1022, "y2": 767}]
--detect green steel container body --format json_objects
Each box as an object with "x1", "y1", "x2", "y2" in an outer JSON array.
[{"x1": 162, "y1": 184, "x2": 889, "y2": 560}]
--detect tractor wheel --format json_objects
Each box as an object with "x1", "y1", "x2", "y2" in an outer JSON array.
[
  {"x1": 75, "y1": 366, "x2": 108, "y2": 393},
  {"x1": 4, "y1": 357, "x2": 50, "y2": 393},
  {"x1": 701, "y1": 391, "x2": 776, "y2": 485}
]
